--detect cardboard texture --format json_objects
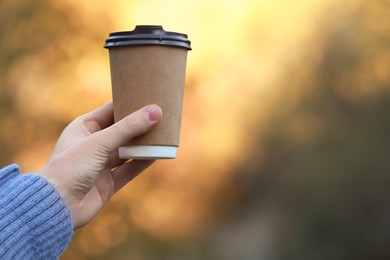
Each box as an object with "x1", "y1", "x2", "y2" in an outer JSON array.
[{"x1": 109, "y1": 45, "x2": 188, "y2": 146}]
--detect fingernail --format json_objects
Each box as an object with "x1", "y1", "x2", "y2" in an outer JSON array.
[{"x1": 145, "y1": 105, "x2": 160, "y2": 122}]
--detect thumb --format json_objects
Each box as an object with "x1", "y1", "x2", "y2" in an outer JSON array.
[{"x1": 91, "y1": 105, "x2": 162, "y2": 155}]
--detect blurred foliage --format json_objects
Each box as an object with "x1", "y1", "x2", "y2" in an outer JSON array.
[
  {"x1": 0, "y1": 0, "x2": 71, "y2": 164},
  {"x1": 1, "y1": 0, "x2": 390, "y2": 259},
  {"x1": 236, "y1": 1, "x2": 390, "y2": 259},
  {"x1": 0, "y1": 0, "x2": 113, "y2": 168}
]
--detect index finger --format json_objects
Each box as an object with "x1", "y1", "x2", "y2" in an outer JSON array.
[{"x1": 81, "y1": 102, "x2": 115, "y2": 133}]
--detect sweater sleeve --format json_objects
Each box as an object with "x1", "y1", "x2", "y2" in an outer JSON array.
[{"x1": 0, "y1": 164, "x2": 73, "y2": 259}]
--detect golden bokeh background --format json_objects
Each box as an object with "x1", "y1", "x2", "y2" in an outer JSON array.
[{"x1": 1, "y1": 0, "x2": 390, "y2": 259}]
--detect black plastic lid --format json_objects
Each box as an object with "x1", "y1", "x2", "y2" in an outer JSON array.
[{"x1": 104, "y1": 25, "x2": 191, "y2": 50}]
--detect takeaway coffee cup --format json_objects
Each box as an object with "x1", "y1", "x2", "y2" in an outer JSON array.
[{"x1": 104, "y1": 25, "x2": 191, "y2": 159}]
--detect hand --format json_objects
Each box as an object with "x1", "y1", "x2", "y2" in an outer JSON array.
[{"x1": 38, "y1": 102, "x2": 162, "y2": 229}]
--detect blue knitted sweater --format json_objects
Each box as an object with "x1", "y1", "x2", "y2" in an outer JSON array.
[{"x1": 0, "y1": 164, "x2": 73, "y2": 259}]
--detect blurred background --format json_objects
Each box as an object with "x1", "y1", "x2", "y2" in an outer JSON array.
[{"x1": 1, "y1": 0, "x2": 390, "y2": 259}]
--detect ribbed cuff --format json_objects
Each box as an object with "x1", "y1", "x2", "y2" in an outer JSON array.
[{"x1": 0, "y1": 164, "x2": 73, "y2": 259}]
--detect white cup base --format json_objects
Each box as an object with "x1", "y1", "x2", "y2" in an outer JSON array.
[{"x1": 119, "y1": 145, "x2": 177, "y2": 160}]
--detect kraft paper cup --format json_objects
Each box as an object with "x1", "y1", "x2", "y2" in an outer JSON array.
[{"x1": 104, "y1": 25, "x2": 191, "y2": 159}]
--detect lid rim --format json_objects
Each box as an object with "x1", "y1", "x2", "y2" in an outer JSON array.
[
  {"x1": 104, "y1": 41, "x2": 192, "y2": 50},
  {"x1": 105, "y1": 35, "x2": 191, "y2": 44}
]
